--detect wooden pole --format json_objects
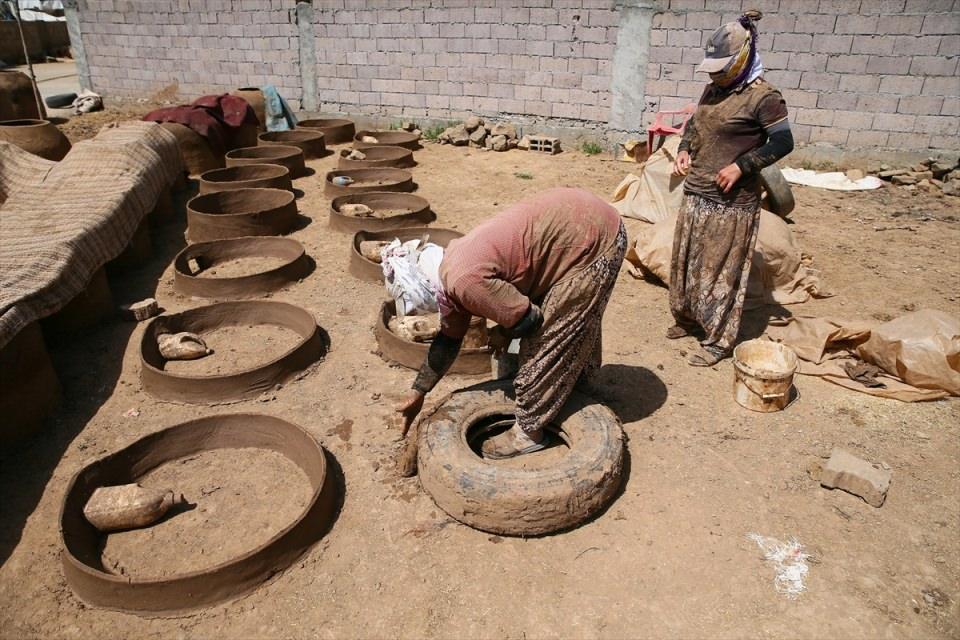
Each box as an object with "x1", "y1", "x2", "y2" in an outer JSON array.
[{"x1": 11, "y1": 1, "x2": 46, "y2": 119}]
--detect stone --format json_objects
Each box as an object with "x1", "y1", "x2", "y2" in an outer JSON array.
[
  {"x1": 820, "y1": 448, "x2": 891, "y2": 507},
  {"x1": 468, "y1": 126, "x2": 487, "y2": 146},
  {"x1": 930, "y1": 162, "x2": 952, "y2": 179},
  {"x1": 443, "y1": 124, "x2": 469, "y2": 146},
  {"x1": 484, "y1": 134, "x2": 495, "y2": 150},
  {"x1": 912, "y1": 163, "x2": 928, "y2": 172},
  {"x1": 891, "y1": 174, "x2": 917, "y2": 186},
  {"x1": 947, "y1": 170, "x2": 960, "y2": 182},
  {"x1": 931, "y1": 178, "x2": 944, "y2": 188},
  {"x1": 942, "y1": 180, "x2": 960, "y2": 197},
  {"x1": 340, "y1": 203, "x2": 373, "y2": 217},
  {"x1": 121, "y1": 298, "x2": 159, "y2": 322},
  {"x1": 346, "y1": 149, "x2": 366, "y2": 160},
  {"x1": 507, "y1": 138, "x2": 519, "y2": 149},
  {"x1": 517, "y1": 135, "x2": 531, "y2": 150},
  {"x1": 918, "y1": 179, "x2": 933, "y2": 189},
  {"x1": 910, "y1": 170, "x2": 934, "y2": 180},
  {"x1": 879, "y1": 163, "x2": 890, "y2": 171},
  {"x1": 411, "y1": 129, "x2": 421, "y2": 138},
  {"x1": 490, "y1": 123, "x2": 517, "y2": 139},
  {"x1": 845, "y1": 169, "x2": 865, "y2": 181},
  {"x1": 463, "y1": 116, "x2": 483, "y2": 132},
  {"x1": 401, "y1": 121, "x2": 416, "y2": 131},
  {"x1": 878, "y1": 169, "x2": 909, "y2": 180},
  {"x1": 490, "y1": 134, "x2": 508, "y2": 151}
]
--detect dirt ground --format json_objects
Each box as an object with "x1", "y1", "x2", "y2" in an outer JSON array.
[{"x1": 1, "y1": 115, "x2": 959, "y2": 639}]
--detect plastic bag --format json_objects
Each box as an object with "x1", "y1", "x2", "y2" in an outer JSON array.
[{"x1": 381, "y1": 239, "x2": 443, "y2": 316}]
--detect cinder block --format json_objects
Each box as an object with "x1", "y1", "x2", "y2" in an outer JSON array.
[
  {"x1": 774, "y1": 32, "x2": 814, "y2": 52},
  {"x1": 852, "y1": 35, "x2": 896, "y2": 55},
  {"x1": 670, "y1": 0, "x2": 706, "y2": 10},
  {"x1": 492, "y1": 24, "x2": 518, "y2": 39},
  {"x1": 874, "y1": 112, "x2": 917, "y2": 132},
  {"x1": 847, "y1": 130, "x2": 890, "y2": 148},
  {"x1": 938, "y1": 35, "x2": 959, "y2": 56},
  {"x1": 652, "y1": 13, "x2": 685, "y2": 29},
  {"x1": 475, "y1": 7, "x2": 501, "y2": 23},
  {"x1": 817, "y1": 92, "x2": 860, "y2": 110},
  {"x1": 832, "y1": 110, "x2": 875, "y2": 129},
  {"x1": 765, "y1": 69, "x2": 802, "y2": 89},
  {"x1": 910, "y1": 56, "x2": 959, "y2": 76},
  {"x1": 839, "y1": 74, "x2": 881, "y2": 93},
  {"x1": 836, "y1": 14, "x2": 880, "y2": 34},
  {"x1": 921, "y1": 13, "x2": 960, "y2": 35},
  {"x1": 646, "y1": 79, "x2": 679, "y2": 97},
  {"x1": 649, "y1": 46, "x2": 683, "y2": 63},
  {"x1": 909, "y1": 0, "x2": 955, "y2": 13},
  {"x1": 809, "y1": 125, "x2": 850, "y2": 145},
  {"x1": 812, "y1": 34, "x2": 854, "y2": 53},
  {"x1": 866, "y1": 55, "x2": 910, "y2": 74},
  {"x1": 879, "y1": 74, "x2": 925, "y2": 94},
  {"x1": 583, "y1": 42, "x2": 615, "y2": 58},
  {"x1": 826, "y1": 54, "x2": 869, "y2": 73},
  {"x1": 782, "y1": 89, "x2": 820, "y2": 108},
  {"x1": 587, "y1": 9, "x2": 620, "y2": 27},
  {"x1": 799, "y1": 71, "x2": 840, "y2": 91},
  {"x1": 666, "y1": 29, "x2": 702, "y2": 47},
  {"x1": 922, "y1": 76, "x2": 960, "y2": 97},
  {"x1": 820, "y1": 449, "x2": 891, "y2": 508},
  {"x1": 877, "y1": 14, "x2": 924, "y2": 35},
  {"x1": 498, "y1": 39, "x2": 525, "y2": 55},
  {"x1": 795, "y1": 14, "x2": 837, "y2": 34},
  {"x1": 887, "y1": 131, "x2": 931, "y2": 151},
  {"x1": 859, "y1": 0, "x2": 908, "y2": 13},
  {"x1": 794, "y1": 107, "x2": 833, "y2": 125},
  {"x1": 856, "y1": 93, "x2": 900, "y2": 112},
  {"x1": 915, "y1": 114, "x2": 960, "y2": 135}
]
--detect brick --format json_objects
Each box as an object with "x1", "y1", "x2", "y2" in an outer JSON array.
[
  {"x1": 795, "y1": 107, "x2": 832, "y2": 125},
  {"x1": 763, "y1": 51, "x2": 790, "y2": 70},
  {"x1": 910, "y1": 56, "x2": 959, "y2": 76},
  {"x1": 839, "y1": 74, "x2": 881, "y2": 93},
  {"x1": 667, "y1": 29, "x2": 702, "y2": 47},
  {"x1": 897, "y1": 95, "x2": 945, "y2": 115},
  {"x1": 781, "y1": 89, "x2": 820, "y2": 108},
  {"x1": 832, "y1": 110, "x2": 874, "y2": 129},
  {"x1": 922, "y1": 76, "x2": 960, "y2": 96},
  {"x1": 524, "y1": 100, "x2": 551, "y2": 117},
  {"x1": 765, "y1": 70, "x2": 802, "y2": 89},
  {"x1": 887, "y1": 131, "x2": 932, "y2": 150},
  {"x1": 820, "y1": 449, "x2": 891, "y2": 508},
  {"x1": 670, "y1": 0, "x2": 706, "y2": 9},
  {"x1": 789, "y1": 123, "x2": 811, "y2": 143},
  {"x1": 526, "y1": 40, "x2": 554, "y2": 56},
  {"x1": 916, "y1": 114, "x2": 959, "y2": 135},
  {"x1": 774, "y1": 33, "x2": 814, "y2": 52},
  {"x1": 809, "y1": 125, "x2": 849, "y2": 145},
  {"x1": 660, "y1": 63, "x2": 693, "y2": 81},
  {"x1": 874, "y1": 112, "x2": 917, "y2": 131},
  {"x1": 892, "y1": 35, "x2": 941, "y2": 55},
  {"x1": 921, "y1": 13, "x2": 960, "y2": 34},
  {"x1": 827, "y1": 54, "x2": 869, "y2": 73},
  {"x1": 761, "y1": 14, "x2": 797, "y2": 34},
  {"x1": 583, "y1": 42, "x2": 615, "y2": 58},
  {"x1": 836, "y1": 14, "x2": 879, "y2": 34},
  {"x1": 795, "y1": 14, "x2": 837, "y2": 34},
  {"x1": 587, "y1": 10, "x2": 620, "y2": 27},
  {"x1": 502, "y1": 7, "x2": 530, "y2": 23},
  {"x1": 475, "y1": 7, "x2": 501, "y2": 22},
  {"x1": 787, "y1": 52, "x2": 828, "y2": 71},
  {"x1": 819, "y1": 0, "x2": 862, "y2": 10},
  {"x1": 685, "y1": 12, "x2": 722, "y2": 30},
  {"x1": 859, "y1": 0, "x2": 907, "y2": 11},
  {"x1": 877, "y1": 15, "x2": 925, "y2": 37},
  {"x1": 681, "y1": 46, "x2": 704, "y2": 64},
  {"x1": 866, "y1": 56, "x2": 910, "y2": 74},
  {"x1": 908, "y1": 0, "x2": 954, "y2": 10},
  {"x1": 852, "y1": 35, "x2": 896, "y2": 55},
  {"x1": 856, "y1": 93, "x2": 900, "y2": 112},
  {"x1": 818, "y1": 92, "x2": 860, "y2": 110},
  {"x1": 800, "y1": 71, "x2": 840, "y2": 91},
  {"x1": 646, "y1": 79, "x2": 679, "y2": 96},
  {"x1": 813, "y1": 34, "x2": 854, "y2": 53},
  {"x1": 652, "y1": 12, "x2": 685, "y2": 29},
  {"x1": 498, "y1": 39, "x2": 525, "y2": 54},
  {"x1": 880, "y1": 75, "x2": 925, "y2": 94},
  {"x1": 847, "y1": 130, "x2": 890, "y2": 147}
]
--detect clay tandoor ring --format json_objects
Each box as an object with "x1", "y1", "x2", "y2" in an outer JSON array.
[
  {"x1": 187, "y1": 187, "x2": 298, "y2": 242},
  {"x1": 375, "y1": 300, "x2": 490, "y2": 375},
  {"x1": 140, "y1": 300, "x2": 325, "y2": 404},
  {"x1": 329, "y1": 192, "x2": 435, "y2": 234},
  {"x1": 324, "y1": 168, "x2": 414, "y2": 198},
  {"x1": 198, "y1": 164, "x2": 293, "y2": 194},
  {"x1": 350, "y1": 227, "x2": 462, "y2": 282},
  {"x1": 225, "y1": 145, "x2": 306, "y2": 178},
  {"x1": 297, "y1": 118, "x2": 355, "y2": 145},
  {"x1": 60, "y1": 413, "x2": 336, "y2": 614},
  {"x1": 258, "y1": 130, "x2": 327, "y2": 159},
  {"x1": 353, "y1": 130, "x2": 421, "y2": 150},
  {"x1": 337, "y1": 145, "x2": 415, "y2": 170},
  {"x1": 173, "y1": 237, "x2": 310, "y2": 299}
]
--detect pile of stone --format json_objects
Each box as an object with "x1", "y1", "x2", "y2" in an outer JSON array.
[
  {"x1": 874, "y1": 158, "x2": 960, "y2": 196},
  {"x1": 437, "y1": 117, "x2": 519, "y2": 152}
]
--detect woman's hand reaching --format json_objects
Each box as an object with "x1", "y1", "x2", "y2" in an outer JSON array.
[{"x1": 673, "y1": 149, "x2": 691, "y2": 176}]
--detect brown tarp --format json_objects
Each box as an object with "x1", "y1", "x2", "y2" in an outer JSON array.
[
  {"x1": 765, "y1": 310, "x2": 959, "y2": 401},
  {"x1": 0, "y1": 121, "x2": 182, "y2": 349}
]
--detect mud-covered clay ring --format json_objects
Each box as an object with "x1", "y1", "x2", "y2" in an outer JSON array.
[
  {"x1": 60, "y1": 413, "x2": 336, "y2": 614},
  {"x1": 140, "y1": 300, "x2": 325, "y2": 404},
  {"x1": 349, "y1": 227, "x2": 462, "y2": 282},
  {"x1": 173, "y1": 237, "x2": 310, "y2": 299}
]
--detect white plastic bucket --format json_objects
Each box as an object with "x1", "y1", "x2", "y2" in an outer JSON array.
[{"x1": 732, "y1": 339, "x2": 798, "y2": 412}]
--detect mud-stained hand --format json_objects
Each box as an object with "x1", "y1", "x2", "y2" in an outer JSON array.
[
  {"x1": 488, "y1": 325, "x2": 511, "y2": 356},
  {"x1": 715, "y1": 163, "x2": 743, "y2": 193},
  {"x1": 673, "y1": 150, "x2": 691, "y2": 176},
  {"x1": 393, "y1": 389, "x2": 425, "y2": 436}
]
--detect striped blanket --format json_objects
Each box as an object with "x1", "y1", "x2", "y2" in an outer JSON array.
[{"x1": 0, "y1": 121, "x2": 182, "y2": 349}]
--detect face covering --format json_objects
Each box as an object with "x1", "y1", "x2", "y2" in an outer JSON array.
[{"x1": 709, "y1": 11, "x2": 763, "y2": 91}]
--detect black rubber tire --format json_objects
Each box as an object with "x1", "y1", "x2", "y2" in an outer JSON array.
[
  {"x1": 759, "y1": 165, "x2": 795, "y2": 217},
  {"x1": 417, "y1": 379, "x2": 625, "y2": 536},
  {"x1": 45, "y1": 92, "x2": 77, "y2": 109}
]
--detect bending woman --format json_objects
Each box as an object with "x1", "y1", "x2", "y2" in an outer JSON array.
[
  {"x1": 670, "y1": 10, "x2": 794, "y2": 366},
  {"x1": 394, "y1": 188, "x2": 626, "y2": 459}
]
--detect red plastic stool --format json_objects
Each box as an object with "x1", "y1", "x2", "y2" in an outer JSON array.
[{"x1": 647, "y1": 103, "x2": 697, "y2": 155}]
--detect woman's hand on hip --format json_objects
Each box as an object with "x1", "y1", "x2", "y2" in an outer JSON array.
[
  {"x1": 393, "y1": 389, "x2": 425, "y2": 436},
  {"x1": 715, "y1": 163, "x2": 743, "y2": 193},
  {"x1": 673, "y1": 150, "x2": 691, "y2": 176}
]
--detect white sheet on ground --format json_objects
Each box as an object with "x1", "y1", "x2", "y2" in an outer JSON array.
[{"x1": 781, "y1": 167, "x2": 883, "y2": 191}]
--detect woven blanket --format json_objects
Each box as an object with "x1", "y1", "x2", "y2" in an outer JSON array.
[{"x1": 0, "y1": 121, "x2": 182, "y2": 349}]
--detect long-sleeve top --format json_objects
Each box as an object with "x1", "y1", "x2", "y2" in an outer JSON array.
[{"x1": 438, "y1": 187, "x2": 622, "y2": 338}]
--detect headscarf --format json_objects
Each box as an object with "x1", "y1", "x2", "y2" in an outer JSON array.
[{"x1": 710, "y1": 11, "x2": 763, "y2": 91}]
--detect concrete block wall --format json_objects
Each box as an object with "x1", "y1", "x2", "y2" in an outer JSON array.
[
  {"x1": 647, "y1": 0, "x2": 960, "y2": 151},
  {"x1": 74, "y1": 0, "x2": 301, "y2": 107},
  {"x1": 312, "y1": 0, "x2": 620, "y2": 127}
]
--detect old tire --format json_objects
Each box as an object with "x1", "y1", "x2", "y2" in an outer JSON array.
[
  {"x1": 417, "y1": 379, "x2": 624, "y2": 536},
  {"x1": 45, "y1": 92, "x2": 77, "y2": 109},
  {"x1": 759, "y1": 165, "x2": 795, "y2": 217}
]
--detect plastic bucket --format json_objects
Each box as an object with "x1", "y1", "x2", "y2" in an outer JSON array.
[{"x1": 732, "y1": 339, "x2": 798, "y2": 412}]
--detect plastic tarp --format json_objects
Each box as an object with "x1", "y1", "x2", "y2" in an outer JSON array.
[{"x1": 781, "y1": 167, "x2": 883, "y2": 191}]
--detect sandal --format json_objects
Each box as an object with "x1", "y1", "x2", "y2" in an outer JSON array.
[
  {"x1": 666, "y1": 323, "x2": 699, "y2": 340},
  {"x1": 481, "y1": 428, "x2": 552, "y2": 460},
  {"x1": 687, "y1": 347, "x2": 728, "y2": 367}
]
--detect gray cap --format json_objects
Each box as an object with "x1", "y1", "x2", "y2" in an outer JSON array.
[{"x1": 696, "y1": 21, "x2": 750, "y2": 73}]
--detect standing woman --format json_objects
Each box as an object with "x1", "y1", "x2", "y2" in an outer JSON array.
[
  {"x1": 393, "y1": 188, "x2": 626, "y2": 459},
  {"x1": 670, "y1": 10, "x2": 794, "y2": 366}
]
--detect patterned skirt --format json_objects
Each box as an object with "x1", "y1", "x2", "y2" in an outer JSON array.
[
  {"x1": 513, "y1": 223, "x2": 627, "y2": 434},
  {"x1": 669, "y1": 192, "x2": 761, "y2": 358}
]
